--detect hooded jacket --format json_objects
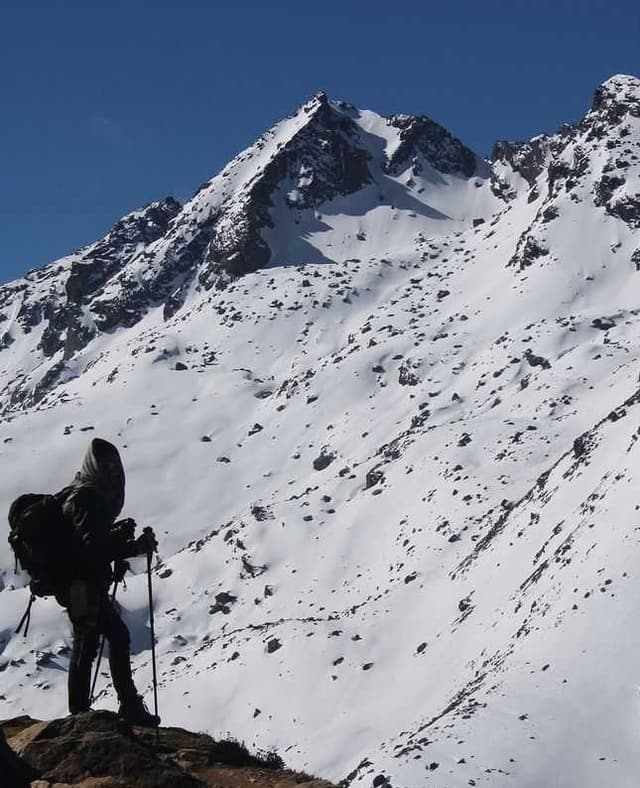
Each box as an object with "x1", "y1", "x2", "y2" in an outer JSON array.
[{"x1": 61, "y1": 438, "x2": 133, "y2": 586}]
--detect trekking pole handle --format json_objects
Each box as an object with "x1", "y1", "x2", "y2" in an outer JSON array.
[{"x1": 142, "y1": 526, "x2": 158, "y2": 556}]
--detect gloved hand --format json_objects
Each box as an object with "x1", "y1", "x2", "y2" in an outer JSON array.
[
  {"x1": 113, "y1": 518, "x2": 137, "y2": 540},
  {"x1": 133, "y1": 527, "x2": 158, "y2": 556}
]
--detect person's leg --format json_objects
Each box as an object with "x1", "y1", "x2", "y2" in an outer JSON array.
[
  {"x1": 65, "y1": 583, "x2": 100, "y2": 714},
  {"x1": 99, "y1": 595, "x2": 160, "y2": 726},
  {"x1": 68, "y1": 621, "x2": 100, "y2": 712},
  {"x1": 98, "y1": 596, "x2": 137, "y2": 704}
]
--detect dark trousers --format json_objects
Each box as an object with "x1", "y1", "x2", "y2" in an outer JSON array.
[{"x1": 58, "y1": 582, "x2": 137, "y2": 713}]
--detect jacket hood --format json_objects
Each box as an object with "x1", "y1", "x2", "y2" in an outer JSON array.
[{"x1": 73, "y1": 438, "x2": 125, "y2": 519}]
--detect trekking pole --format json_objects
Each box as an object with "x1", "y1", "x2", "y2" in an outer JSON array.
[
  {"x1": 146, "y1": 543, "x2": 160, "y2": 742},
  {"x1": 90, "y1": 580, "x2": 118, "y2": 705}
]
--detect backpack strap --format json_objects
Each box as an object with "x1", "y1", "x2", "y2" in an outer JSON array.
[{"x1": 15, "y1": 593, "x2": 36, "y2": 637}]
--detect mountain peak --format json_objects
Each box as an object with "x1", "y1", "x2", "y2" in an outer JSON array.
[
  {"x1": 595, "y1": 73, "x2": 640, "y2": 97},
  {"x1": 4, "y1": 80, "x2": 640, "y2": 788},
  {"x1": 590, "y1": 73, "x2": 640, "y2": 120}
]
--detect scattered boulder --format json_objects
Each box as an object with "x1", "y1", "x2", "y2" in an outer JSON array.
[
  {"x1": 365, "y1": 467, "x2": 385, "y2": 489},
  {"x1": 209, "y1": 591, "x2": 238, "y2": 615},
  {"x1": 524, "y1": 349, "x2": 551, "y2": 369},
  {"x1": 398, "y1": 362, "x2": 419, "y2": 387},
  {"x1": 313, "y1": 449, "x2": 336, "y2": 471},
  {"x1": 592, "y1": 316, "x2": 616, "y2": 330},
  {"x1": 266, "y1": 638, "x2": 282, "y2": 654},
  {"x1": 458, "y1": 596, "x2": 473, "y2": 613},
  {"x1": 250, "y1": 504, "x2": 273, "y2": 522}
]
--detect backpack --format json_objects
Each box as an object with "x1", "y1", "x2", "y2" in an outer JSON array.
[{"x1": 8, "y1": 492, "x2": 76, "y2": 598}]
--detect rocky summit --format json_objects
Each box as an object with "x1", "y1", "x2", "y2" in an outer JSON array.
[
  {"x1": 1, "y1": 75, "x2": 640, "y2": 788},
  {"x1": 0, "y1": 711, "x2": 334, "y2": 788}
]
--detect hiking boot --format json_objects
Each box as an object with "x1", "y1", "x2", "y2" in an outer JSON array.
[{"x1": 118, "y1": 695, "x2": 160, "y2": 727}]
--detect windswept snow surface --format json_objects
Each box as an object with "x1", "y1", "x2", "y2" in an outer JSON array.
[{"x1": 2, "y1": 75, "x2": 640, "y2": 787}]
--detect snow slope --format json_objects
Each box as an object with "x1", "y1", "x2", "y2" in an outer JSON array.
[{"x1": 1, "y1": 74, "x2": 640, "y2": 787}]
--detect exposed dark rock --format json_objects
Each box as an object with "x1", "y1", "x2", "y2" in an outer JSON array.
[
  {"x1": 5, "y1": 711, "x2": 200, "y2": 787},
  {"x1": 266, "y1": 638, "x2": 282, "y2": 654},
  {"x1": 491, "y1": 138, "x2": 548, "y2": 190},
  {"x1": 15, "y1": 300, "x2": 41, "y2": 334},
  {"x1": 594, "y1": 174, "x2": 625, "y2": 208},
  {"x1": 239, "y1": 552, "x2": 267, "y2": 578},
  {"x1": 410, "y1": 408, "x2": 430, "y2": 429},
  {"x1": 210, "y1": 591, "x2": 238, "y2": 615},
  {"x1": 0, "y1": 198, "x2": 185, "y2": 409},
  {"x1": 365, "y1": 466, "x2": 385, "y2": 489},
  {"x1": 398, "y1": 361, "x2": 419, "y2": 386},
  {"x1": 65, "y1": 198, "x2": 180, "y2": 308},
  {"x1": 313, "y1": 449, "x2": 336, "y2": 471},
  {"x1": 250, "y1": 504, "x2": 273, "y2": 521},
  {"x1": 201, "y1": 95, "x2": 372, "y2": 285},
  {"x1": 0, "y1": 711, "x2": 320, "y2": 788},
  {"x1": 31, "y1": 361, "x2": 67, "y2": 405},
  {"x1": 607, "y1": 194, "x2": 640, "y2": 227},
  {"x1": 458, "y1": 596, "x2": 472, "y2": 613},
  {"x1": 587, "y1": 76, "x2": 640, "y2": 139},
  {"x1": 592, "y1": 317, "x2": 616, "y2": 331},
  {"x1": 524, "y1": 349, "x2": 551, "y2": 370},
  {"x1": 386, "y1": 114, "x2": 478, "y2": 178},
  {"x1": 508, "y1": 234, "x2": 549, "y2": 271},
  {"x1": 547, "y1": 161, "x2": 571, "y2": 195}
]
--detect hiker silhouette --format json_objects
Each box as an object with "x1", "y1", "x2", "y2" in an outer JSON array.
[{"x1": 55, "y1": 438, "x2": 160, "y2": 726}]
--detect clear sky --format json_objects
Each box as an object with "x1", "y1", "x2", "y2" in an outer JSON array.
[{"x1": 1, "y1": 0, "x2": 638, "y2": 284}]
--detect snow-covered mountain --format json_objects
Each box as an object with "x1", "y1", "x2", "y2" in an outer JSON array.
[{"x1": 1, "y1": 73, "x2": 640, "y2": 787}]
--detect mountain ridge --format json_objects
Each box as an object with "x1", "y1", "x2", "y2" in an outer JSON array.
[{"x1": 1, "y1": 74, "x2": 640, "y2": 788}]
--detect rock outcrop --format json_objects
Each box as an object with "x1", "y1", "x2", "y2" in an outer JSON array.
[{"x1": 0, "y1": 712, "x2": 335, "y2": 788}]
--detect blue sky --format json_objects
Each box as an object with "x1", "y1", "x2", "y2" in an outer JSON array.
[{"x1": 1, "y1": 0, "x2": 638, "y2": 283}]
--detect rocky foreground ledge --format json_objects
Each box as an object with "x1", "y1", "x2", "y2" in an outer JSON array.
[{"x1": 0, "y1": 711, "x2": 336, "y2": 788}]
